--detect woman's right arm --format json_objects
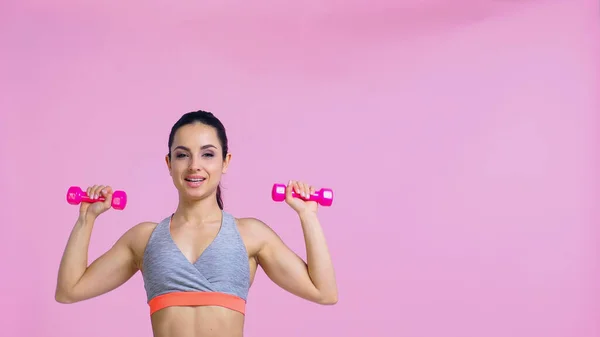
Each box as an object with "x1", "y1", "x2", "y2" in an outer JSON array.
[
  {"x1": 55, "y1": 184, "x2": 143, "y2": 304},
  {"x1": 55, "y1": 213, "x2": 140, "y2": 303}
]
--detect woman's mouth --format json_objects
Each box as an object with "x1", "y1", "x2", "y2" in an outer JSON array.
[
  {"x1": 185, "y1": 178, "x2": 205, "y2": 182},
  {"x1": 184, "y1": 176, "x2": 205, "y2": 187}
]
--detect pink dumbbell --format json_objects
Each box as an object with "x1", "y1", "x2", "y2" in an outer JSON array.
[
  {"x1": 66, "y1": 186, "x2": 128, "y2": 210},
  {"x1": 271, "y1": 183, "x2": 334, "y2": 207}
]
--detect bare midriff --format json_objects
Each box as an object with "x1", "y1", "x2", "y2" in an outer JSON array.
[{"x1": 150, "y1": 306, "x2": 245, "y2": 337}]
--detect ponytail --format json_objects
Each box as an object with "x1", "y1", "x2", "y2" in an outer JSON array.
[{"x1": 216, "y1": 184, "x2": 224, "y2": 210}]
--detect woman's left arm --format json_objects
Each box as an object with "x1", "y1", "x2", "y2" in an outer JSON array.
[{"x1": 251, "y1": 180, "x2": 338, "y2": 305}]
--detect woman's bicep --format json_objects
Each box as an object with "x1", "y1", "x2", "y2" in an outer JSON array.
[
  {"x1": 68, "y1": 231, "x2": 140, "y2": 302},
  {"x1": 253, "y1": 222, "x2": 321, "y2": 302}
]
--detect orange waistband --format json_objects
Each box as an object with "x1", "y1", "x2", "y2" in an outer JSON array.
[{"x1": 148, "y1": 292, "x2": 246, "y2": 315}]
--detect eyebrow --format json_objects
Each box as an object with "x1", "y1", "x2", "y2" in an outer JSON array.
[{"x1": 173, "y1": 144, "x2": 217, "y2": 152}]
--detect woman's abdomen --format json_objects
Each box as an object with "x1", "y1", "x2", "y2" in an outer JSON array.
[{"x1": 150, "y1": 306, "x2": 245, "y2": 337}]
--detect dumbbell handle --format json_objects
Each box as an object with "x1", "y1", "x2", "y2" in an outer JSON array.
[
  {"x1": 80, "y1": 194, "x2": 106, "y2": 203},
  {"x1": 66, "y1": 186, "x2": 128, "y2": 210},
  {"x1": 289, "y1": 190, "x2": 323, "y2": 203}
]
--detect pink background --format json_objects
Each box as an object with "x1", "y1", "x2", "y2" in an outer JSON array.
[{"x1": 1, "y1": 0, "x2": 599, "y2": 336}]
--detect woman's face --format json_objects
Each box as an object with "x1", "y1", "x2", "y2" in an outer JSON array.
[{"x1": 166, "y1": 122, "x2": 231, "y2": 201}]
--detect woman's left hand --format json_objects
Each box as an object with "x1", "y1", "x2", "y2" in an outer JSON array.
[{"x1": 285, "y1": 180, "x2": 319, "y2": 215}]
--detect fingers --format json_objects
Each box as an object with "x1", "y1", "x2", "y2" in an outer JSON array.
[
  {"x1": 85, "y1": 184, "x2": 113, "y2": 203},
  {"x1": 101, "y1": 186, "x2": 114, "y2": 208},
  {"x1": 290, "y1": 180, "x2": 303, "y2": 198},
  {"x1": 285, "y1": 180, "x2": 294, "y2": 199},
  {"x1": 287, "y1": 180, "x2": 314, "y2": 199},
  {"x1": 86, "y1": 185, "x2": 94, "y2": 199},
  {"x1": 299, "y1": 181, "x2": 309, "y2": 198}
]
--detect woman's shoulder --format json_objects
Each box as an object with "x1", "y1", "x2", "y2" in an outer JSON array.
[
  {"x1": 233, "y1": 216, "x2": 280, "y2": 242},
  {"x1": 119, "y1": 221, "x2": 160, "y2": 258},
  {"x1": 233, "y1": 216, "x2": 269, "y2": 231},
  {"x1": 131, "y1": 220, "x2": 160, "y2": 234},
  {"x1": 232, "y1": 216, "x2": 274, "y2": 255},
  {"x1": 127, "y1": 214, "x2": 172, "y2": 237}
]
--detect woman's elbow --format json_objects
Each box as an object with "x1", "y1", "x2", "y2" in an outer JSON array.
[
  {"x1": 317, "y1": 293, "x2": 338, "y2": 305},
  {"x1": 55, "y1": 288, "x2": 77, "y2": 304}
]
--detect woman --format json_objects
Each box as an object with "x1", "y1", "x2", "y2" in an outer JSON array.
[{"x1": 55, "y1": 110, "x2": 338, "y2": 337}]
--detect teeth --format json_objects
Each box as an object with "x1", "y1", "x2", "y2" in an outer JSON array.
[{"x1": 186, "y1": 178, "x2": 204, "y2": 182}]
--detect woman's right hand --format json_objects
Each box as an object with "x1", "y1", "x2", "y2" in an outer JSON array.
[{"x1": 79, "y1": 185, "x2": 114, "y2": 218}]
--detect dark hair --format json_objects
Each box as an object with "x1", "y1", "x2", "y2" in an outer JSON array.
[{"x1": 167, "y1": 110, "x2": 229, "y2": 209}]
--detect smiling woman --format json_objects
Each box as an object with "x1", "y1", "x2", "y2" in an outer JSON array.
[
  {"x1": 166, "y1": 112, "x2": 230, "y2": 209},
  {"x1": 54, "y1": 110, "x2": 339, "y2": 337}
]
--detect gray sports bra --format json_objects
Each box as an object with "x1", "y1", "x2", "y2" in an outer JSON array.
[{"x1": 141, "y1": 211, "x2": 250, "y2": 315}]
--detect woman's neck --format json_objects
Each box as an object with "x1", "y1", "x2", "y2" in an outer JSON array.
[{"x1": 173, "y1": 195, "x2": 222, "y2": 225}]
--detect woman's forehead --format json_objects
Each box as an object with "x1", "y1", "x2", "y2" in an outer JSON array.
[{"x1": 172, "y1": 123, "x2": 220, "y2": 148}]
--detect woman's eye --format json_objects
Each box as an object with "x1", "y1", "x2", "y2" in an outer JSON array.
[
  {"x1": 176, "y1": 153, "x2": 188, "y2": 158},
  {"x1": 203, "y1": 153, "x2": 214, "y2": 157}
]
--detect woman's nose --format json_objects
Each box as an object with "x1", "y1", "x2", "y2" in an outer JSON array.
[{"x1": 188, "y1": 156, "x2": 201, "y2": 171}]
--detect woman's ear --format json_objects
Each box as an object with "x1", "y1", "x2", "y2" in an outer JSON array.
[
  {"x1": 165, "y1": 154, "x2": 172, "y2": 175},
  {"x1": 222, "y1": 153, "x2": 232, "y2": 174}
]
